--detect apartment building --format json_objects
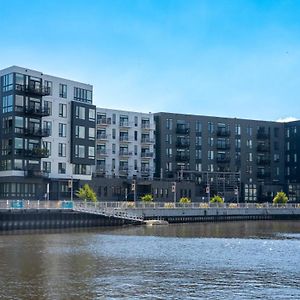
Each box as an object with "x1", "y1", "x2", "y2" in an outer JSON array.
[
  {"x1": 154, "y1": 112, "x2": 286, "y2": 202},
  {"x1": 0, "y1": 66, "x2": 96, "y2": 200},
  {"x1": 285, "y1": 121, "x2": 300, "y2": 201},
  {"x1": 94, "y1": 108, "x2": 155, "y2": 179}
]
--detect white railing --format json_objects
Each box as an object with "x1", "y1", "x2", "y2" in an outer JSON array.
[{"x1": 1, "y1": 200, "x2": 300, "y2": 211}]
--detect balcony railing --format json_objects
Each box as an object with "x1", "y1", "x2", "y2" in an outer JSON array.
[
  {"x1": 96, "y1": 149, "x2": 108, "y2": 156},
  {"x1": 15, "y1": 84, "x2": 51, "y2": 96},
  {"x1": 97, "y1": 134, "x2": 108, "y2": 140},
  {"x1": 216, "y1": 129, "x2": 231, "y2": 137},
  {"x1": 141, "y1": 152, "x2": 154, "y2": 158},
  {"x1": 119, "y1": 150, "x2": 132, "y2": 156},
  {"x1": 24, "y1": 128, "x2": 50, "y2": 137},
  {"x1": 25, "y1": 170, "x2": 49, "y2": 178},
  {"x1": 175, "y1": 154, "x2": 190, "y2": 162},
  {"x1": 257, "y1": 158, "x2": 271, "y2": 165},
  {"x1": 257, "y1": 171, "x2": 271, "y2": 179},
  {"x1": 119, "y1": 121, "x2": 131, "y2": 127},
  {"x1": 141, "y1": 123, "x2": 151, "y2": 129},
  {"x1": 176, "y1": 127, "x2": 190, "y2": 134},
  {"x1": 216, "y1": 157, "x2": 231, "y2": 163},
  {"x1": 216, "y1": 143, "x2": 231, "y2": 150},
  {"x1": 176, "y1": 141, "x2": 190, "y2": 148},
  {"x1": 15, "y1": 148, "x2": 49, "y2": 158},
  {"x1": 257, "y1": 144, "x2": 270, "y2": 152},
  {"x1": 119, "y1": 136, "x2": 130, "y2": 142},
  {"x1": 257, "y1": 132, "x2": 270, "y2": 139},
  {"x1": 97, "y1": 118, "x2": 111, "y2": 126},
  {"x1": 141, "y1": 138, "x2": 155, "y2": 144},
  {"x1": 15, "y1": 105, "x2": 50, "y2": 117}
]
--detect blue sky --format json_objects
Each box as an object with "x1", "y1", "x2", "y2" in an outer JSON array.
[{"x1": 0, "y1": 0, "x2": 299, "y2": 121}]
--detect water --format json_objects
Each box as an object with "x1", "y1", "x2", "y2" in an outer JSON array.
[{"x1": 1, "y1": 221, "x2": 300, "y2": 299}]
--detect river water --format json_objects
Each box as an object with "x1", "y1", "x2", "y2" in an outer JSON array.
[{"x1": 0, "y1": 221, "x2": 300, "y2": 299}]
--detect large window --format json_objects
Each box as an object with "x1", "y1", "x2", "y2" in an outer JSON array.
[
  {"x1": 43, "y1": 141, "x2": 52, "y2": 156},
  {"x1": 43, "y1": 161, "x2": 51, "y2": 173},
  {"x1": 75, "y1": 106, "x2": 85, "y2": 119},
  {"x1": 59, "y1": 103, "x2": 67, "y2": 118},
  {"x1": 74, "y1": 87, "x2": 92, "y2": 103},
  {"x1": 88, "y1": 146, "x2": 95, "y2": 159},
  {"x1": 75, "y1": 145, "x2": 85, "y2": 158},
  {"x1": 2, "y1": 95, "x2": 13, "y2": 113},
  {"x1": 59, "y1": 123, "x2": 66, "y2": 137},
  {"x1": 58, "y1": 162, "x2": 66, "y2": 174},
  {"x1": 75, "y1": 125, "x2": 85, "y2": 139},
  {"x1": 44, "y1": 80, "x2": 52, "y2": 95},
  {"x1": 89, "y1": 128, "x2": 95, "y2": 140},
  {"x1": 1, "y1": 73, "x2": 13, "y2": 92},
  {"x1": 58, "y1": 143, "x2": 66, "y2": 157},
  {"x1": 43, "y1": 121, "x2": 52, "y2": 135},
  {"x1": 59, "y1": 84, "x2": 67, "y2": 98},
  {"x1": 89, "y1": 109, "x2": 95, "y2": 121}
]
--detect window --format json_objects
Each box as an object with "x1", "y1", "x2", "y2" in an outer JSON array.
[
  {"x1": 112, "y1": 144, "x2": 116, "y2": 154},
  {"x1": 134, "y1": 145, "x2": 138, "y2": 155},
  {"x1": 1, "y1": 73, "x2": 13, "y2": 92},
  {"x1": 166, "y1": 118, "x2": 173, "y2": 130},
  {"x1": 247, "y1": 126, "x2": 252, "y2": 136},
  {"x1": 88, "y1": 146, "x2": 95, "y2": 159},
  {"x1": 75, "y1": 125, "x2": 85, "y2": 139},
  {"x1": 43, "y1": 161, "x2": 51, "y2": 173},
  {"x1": 59, "y1": 103, "x2": 67, "y2": 118},
  {"x1": 44, "y1": 80, "x2": 52, "y2": 95},
  {"x1": 112, "y1": 128, "x2": 116, "y2": 139},
  {"x1": 208, "y1": 150, "x2": 214, "y2": 160},
  {"x1": 75, "y1": 145, "x2": 85, "y2": 158},
  {"x1": 88, "y1": 128, "x2": 95, "y2": 140},
  {"x1": 58, "y1": 162, "x2": 66, "y2": 174},
  {"x1": 44, "y1": 100, "x2": 52, "y2": 115},
  {"x1": 134, "y1": 131, "x2": 138, "y2": 141},
  {"x1": 43, "y1": 141, "x2": 52, "y2": 156},
  {"x1": 59, "y1": 123, "x2": 66, "y2": 137},
  {"x1": 274, "y1": 127, "x2": 279, "y2": 138},
  {"x1": 89, "y1": 109, "x2": 95, "y2": 121},
  {"x1": 235, "y1": 124, "x2": 241, "y2": 135},
  {"x1": 196, "y1": 149, "x2": 202, "y2": 159},
  {"x1": 208, "y1": 137, "x2": 214, "y2": 147},
  {"x1": 134, "y1": 116, "x2": 138, "y2": 126},
  {"x1": 74, "y1": 87, "x2": 92, "y2": 103},
  {"x1": 75, "y1": 106, "x2": 85, "y2": 119},
  {"x1": 247, "y1": 140, "x2": 252, "y2": 149},
  {"x1": 59, "y1": 84, "x2": 67, "y2": 98},
  {"x1": 112, "y1": 113, "x2": 116, "y2": 124},
  {"x1": 196, "y1": 121, "x2": 202, "y2": 133},
  {"x1": 166, "y1": 134, "x2": 172, "y2": 144},
  {"x1": 248, "y1": 153, "x2": 252, "y2": 162},
  {"x1": 208, "y1": 122, "x2": 214, "y2": 134},
  {"x1": 74, "y1": 164, "x2": 91, "y2": 175},
  {"x1": 58, "y1": 143, "x2": 66, "y2": 157},
  {"x1": 43, "y1": 121, "x2": 52, "y2": 135},
  {"x1": 2, "y1": 95, "x2": 13, "y2": 113}
]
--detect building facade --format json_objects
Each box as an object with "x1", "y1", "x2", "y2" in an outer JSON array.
[
  {"x1": 154, "y1": 112, "x2": 286, "y2": 202},
  {"x1": 0, "y1": 66, "x2": 96, "y2": 200},
  {"x1": 94, "y1": 108, "x2": 155, "y2": 179}
]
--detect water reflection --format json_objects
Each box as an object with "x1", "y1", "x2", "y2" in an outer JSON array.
[{"x1": 0, "y1": 221, "x2": 300, "y2": 299}]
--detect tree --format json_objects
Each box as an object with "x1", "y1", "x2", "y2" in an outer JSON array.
[
  {"x1": 179, "y1": 197, "x2": 191, "y2": 204},
  {"x1": 141, "y1": 194, "x2": 153, "y2": 202},
  {"x1": 273, "y1": 191, "x2": 288, "y2": 205},
  {"x1": 76, "y1": 184, "x2": 97, "y2": 202},
  {"x1": 210, "y1": 195, "x2": 224, "y2": 204}
]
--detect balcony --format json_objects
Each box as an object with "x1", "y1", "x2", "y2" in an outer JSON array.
[
  {"x1": 24, "y1": 128, "x2": 50, "y2": 138},
  {"x1": 176, "y1": 126, "x2": 189, "y2": 135},
  {"x1": 216, "y1": 157, "x2": 231, "y2": 163},
  {"x1": 15, "y1": 105, "x2": 50, "y2": 117},
  {"x1": 257, "y1": 171, "x2": 271, "y2": 179},
  {"x1": 141, "y1": 152, "x2": 154, "y2": 158},
  {"x1": 141, "y1": 168, "x2": 151, "y2": 176},
  {"x1": 96, "y1": 149, "x2": 108, "y2": 156},
  {"x1": 175, "y1": 154, "x2": 190, "y2": 162},
  {"x1": 97, "y1": 118, "x2": 111, "y2": 126},
  {"x1": 257, "y1": 144, "x2": 270, "y2": 152},
  {"x1": 257, "y1": 158, "x2": 271, "y2": 165},
  {"x1": 141, "y1": 123, "x2": 151, "y2": 130},
  {"x1": 95, "y1": 167, "x2": 106, "y2": 176},
  {"x1": 176, "y1": 140, "x2": 190, "y2": 148},
  {"x1": 216, "y1": 143, "x2": 231, "y2": 150},
  {"x1": 25, "y1": 170, "x2": 49, "y2": 178},
  {"x1": 257, "y1": 132, "x2": 269, "y2": 140},
  {"x1": 119, "y1": 167, "x2": 129, "y2": 175},
  {"x1": 97, "y1": 133, "x2": 108, "y2": 140},
  {"x1": 15, "y1": 148, "x2": 49, "y2": 158},
  {"x1": 119, "y1": 150, "x2": 133, "y2": 157},
  {"x1": 15, "y1": 84, "x2": 51, "y2": 97},
  {"x1": 119, "y1": 121, "x2": 131, "y2": 128},
  {"x1": 141, "y1": 138, "x2": 155, "y2": 144},
  {"x1": 216, "y1": 128, "x2": 231, "y2": 137},
  {"x1": 119, "y1": 136, "x2": 131, "y2": 142}
]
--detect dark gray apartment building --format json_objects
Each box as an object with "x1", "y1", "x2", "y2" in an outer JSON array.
[
  {"x1": 285, "y1": 121, "x2": 300, "y2": 201},
  {"x1": 154, "y1": 112, "x2": 286, "y2": 202}
]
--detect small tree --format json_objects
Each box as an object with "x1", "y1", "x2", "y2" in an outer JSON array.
[
  {"x1": 179, "y1": 197, "x2": 191, "y2": 204},
  {"x1": 210, "y1": 195, "x2": 224, "y2": 204},
  {"x1": 141, "y1": 194, "x2": 153, "y2": 202},
  {"x1": 76, "y1": 184, "x2": 97, "y2": 202},
  {"x1": 273, "y1": 191, "x2": 288, "y2": 205}
]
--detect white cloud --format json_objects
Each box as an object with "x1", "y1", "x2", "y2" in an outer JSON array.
[{"x1": 276, "y1": 117, "x2": 298, "y2": 123}]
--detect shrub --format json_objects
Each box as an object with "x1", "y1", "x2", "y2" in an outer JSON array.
[
  {"x1": 141, "y1": 194, "x2": 154, "y2": 202},
  {"x1": 273, "y1": 191, "x2": 288, "y2": 205},
  {"x1": 76, "y1": 184, "x2": 97, "y2": 202},
  {"x1": 210, "y1": 195, "x2": 224, "y2": 204},
  {"x1": 179, "y1": 197, "x2": 191, "y2": 204}
]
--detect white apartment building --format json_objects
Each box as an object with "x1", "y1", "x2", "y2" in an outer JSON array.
[
  {"x1": 95, "y1": 108, "x2": 155, "y2": 179},
  {"x1": 0, "y1": 66, "x2": 96, "y2": 200}
]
